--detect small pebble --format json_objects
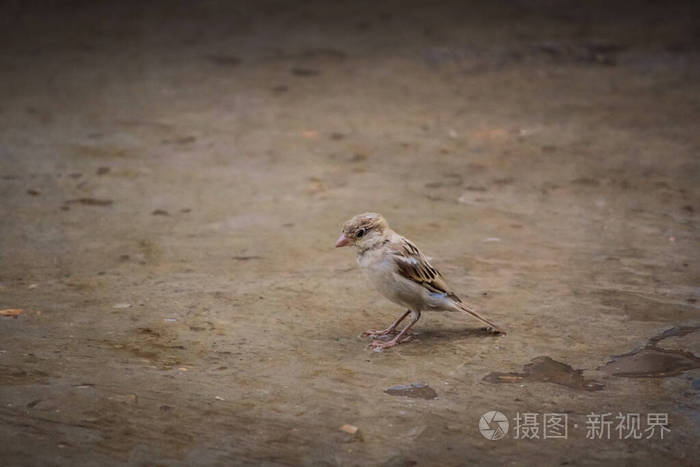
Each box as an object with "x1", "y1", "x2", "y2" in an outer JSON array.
[{"x1": 340, "y1": 424, "x2": 358, "y2": 434}]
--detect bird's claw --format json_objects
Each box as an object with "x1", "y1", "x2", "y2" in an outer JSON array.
[
  {"x1": 360, "y1": 328, "x2": 399, "y2": 339},
  {"x1": 367, "y1": 334, "x2": 414, "y2": 350},
  {"x1": 368, "y1": 340, "x2": 397, "y2": 350}
]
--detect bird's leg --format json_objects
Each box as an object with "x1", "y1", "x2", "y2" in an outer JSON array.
[
  {"x1": 369, "y1": 311, "x2": 421, "y2": 350},
  {"x1": 361, "y1": 309, "x2": 411, "y2": 339}
]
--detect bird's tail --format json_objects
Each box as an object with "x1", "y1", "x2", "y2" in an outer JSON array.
[{"x1": 455, "y1": 301, "x2": 507, "y2": 335}]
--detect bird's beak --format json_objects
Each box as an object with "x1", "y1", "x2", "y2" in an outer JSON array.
[{"x1": 335, "y1": 232, "x2": 351, "y2": 248}]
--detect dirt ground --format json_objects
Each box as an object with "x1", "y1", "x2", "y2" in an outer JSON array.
[{"x1": 1, "y1": 1, "x2": 699, "y2": 465}]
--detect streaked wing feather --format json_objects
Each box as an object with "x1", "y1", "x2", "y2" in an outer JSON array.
[{"x1": 391, "y1": 238, "x2": 461, "y2": 302}]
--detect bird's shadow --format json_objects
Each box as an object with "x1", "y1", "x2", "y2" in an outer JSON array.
[{"x1": 411, "y1": 327, "x2": 501, "y2": 343}]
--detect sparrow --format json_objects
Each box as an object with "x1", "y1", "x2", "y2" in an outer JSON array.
[{"x1": 335, "y1": 212, "x2": 506, "y2": 349}]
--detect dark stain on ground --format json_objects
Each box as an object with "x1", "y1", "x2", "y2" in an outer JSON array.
[
  {"x1": 291, "y1": 67, "x2": 320, "y2": 77},
  {"x1": 162, "y1": 136, "x2": 196, "y2": 144},
  {"x1": 483, "y1": 356, "x2": 605, "y2": 391},
  {"x1": 65, "y1": 198, "x2": 114, "y2": 206},
  {"x1": 600, "y1": 325, "x2": 700, "y2": 378},
  {"x1": 492, "y1": 177, "x2": 515, "y2": 185},
  {"x1": 384, "y1": 383, "x2": 437, "y2": 400},
  {"x1": 603, "y1": 349, "x2": 700, "y2": 378},
  {"x1": 26, "y1": 399, "x2": 42, "y2": 408}
]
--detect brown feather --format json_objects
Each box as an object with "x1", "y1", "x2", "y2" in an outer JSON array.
[{"x1": 391, "y1": 238, "x2": 462, "y2": 302}]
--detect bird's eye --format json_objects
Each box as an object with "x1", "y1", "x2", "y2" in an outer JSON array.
[{"x1": 356, "y1": 228, "x2": 366, "y2": 238}]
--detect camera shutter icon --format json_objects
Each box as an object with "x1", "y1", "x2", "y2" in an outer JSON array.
[{"x1": 479, "y1": 411, "x2": 509, "y2": 440}]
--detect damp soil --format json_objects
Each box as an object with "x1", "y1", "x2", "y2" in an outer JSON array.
[
  {"x1": 484, "y1": 356, "x2": 605, "y2": 391},
  {"x1": 1, "y1": 1, "x2": 699, "y2": 466},
  {"x1": 384, "y1": 383, "x2": 438, "y2": 400},
  {"x1": 601, "y1": 326, "x2": 700, "y2": 378}
]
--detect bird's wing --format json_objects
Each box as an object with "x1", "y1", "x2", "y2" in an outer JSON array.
[{"x1": 389, "y1": 237, "x2": 461, "y2": 302}]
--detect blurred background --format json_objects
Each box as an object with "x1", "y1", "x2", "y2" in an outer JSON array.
[{"x1": 1, "y1": 1, "x2": 698, "y2": 465}]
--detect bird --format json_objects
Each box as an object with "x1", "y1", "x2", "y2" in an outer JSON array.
[{"x1": 335, "y1": 212, "x2": 506, "y2": 349}]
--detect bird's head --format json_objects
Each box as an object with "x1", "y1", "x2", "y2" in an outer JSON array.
[{"x1": 335, "y1": 212, "x2": 390, "y2": 249}]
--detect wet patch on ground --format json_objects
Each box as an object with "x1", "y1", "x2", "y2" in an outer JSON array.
[
  {"x1": 384, "y1": 383, "x2": 438, "y2": 400},
  {"x1": 601, "y1": 325, "x2": 700, "y2": 378},
  {"x1": 483, "y1": 356, "x2": 605, "y2": 391}
]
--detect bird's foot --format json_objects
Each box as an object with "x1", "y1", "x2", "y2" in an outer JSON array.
[
  {"x1": 368, "y1": 334, "x2": 414, "y2": 350},
  {"x1": 360, "y1": 328, "x2": 399, "y2": 339}
]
